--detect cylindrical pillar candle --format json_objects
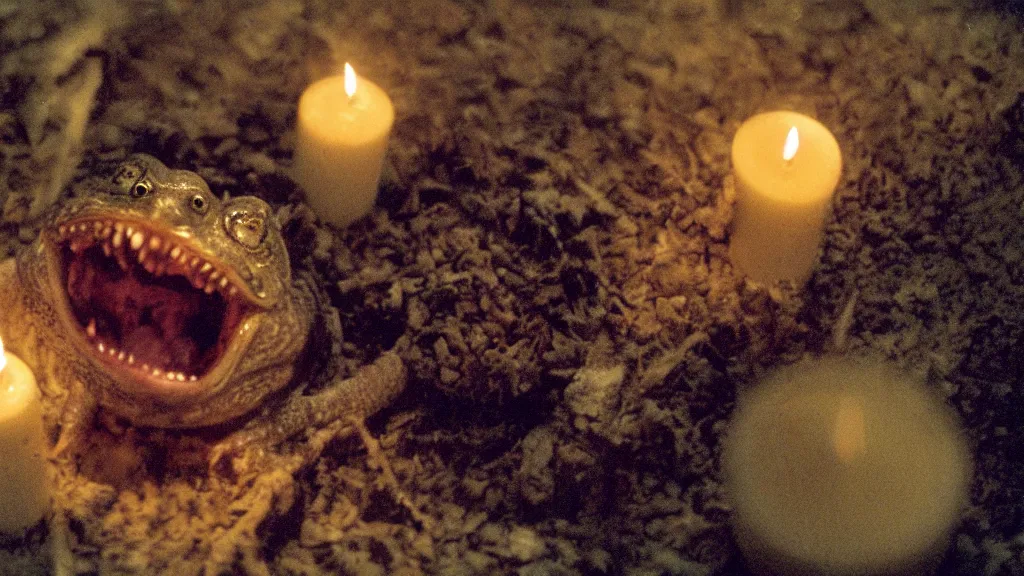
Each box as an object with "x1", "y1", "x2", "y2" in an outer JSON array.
[
  {"x1": 729, "y1": 111, "x2": 842, "y2": 284},
  {"x1": 0, "y1": 337, "x2": 49, "y2": 535},
  {"x1": 723, "y1": 357, "x2": 972, "y2": 576},
  {"x1": 293, "y1": 63, "x2": 395, "y2": 227}
]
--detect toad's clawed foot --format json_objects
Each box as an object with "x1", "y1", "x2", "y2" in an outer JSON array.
[{"x1": 208, "y1": 351, "x2": 407, "y2": 472}]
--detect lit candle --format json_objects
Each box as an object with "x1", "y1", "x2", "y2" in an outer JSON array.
[
  {"x1": 723, "y1": 357, "x2": 971, "y2": 576},
  {"x1": 0, "y1": 336, "x2": 49, "y2": 535},
  {"x1": 728, "y1": 111, "x2": 842, "y2": 284},
  {"x1": 293, "y1": 62, "x2": 395, "y2": 227}
]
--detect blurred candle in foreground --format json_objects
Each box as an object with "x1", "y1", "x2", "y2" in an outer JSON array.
[
  {"x1": 723, "y1": 357, "x2": 972, "y2": 576},
  {"x1": 728, "y1": 111, "x2": 841, "y2": 284},
  {"x1": 293, "y1": 62, "x2": 395, "y2": 227},
  {"x1": 0, "y1": 335, "x2": 49, "y2": 535}
]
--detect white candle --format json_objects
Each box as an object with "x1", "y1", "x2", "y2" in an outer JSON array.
[
  {"x1": 729, "y1": 111, "x2": 842, "y2": 284},
  {"x1": 0, "y1": 336, "x2": 49, "y2": 535},
  {"x1": 723, "y1": 357, "x2": 971, "y2": 576},
  {"x1": 293, "y1": 62, "x2": 395, "y2": 227}
]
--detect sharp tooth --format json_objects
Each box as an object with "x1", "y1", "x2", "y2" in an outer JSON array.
[
  {"x1": 108, "y1": 347, "x2": 117, "y2": 357},
  {"x1": 114, "y1": 222, "x2": 124, "y2": 233},
  {"x1": 208, "y1": 270, "x2": 220, "y2": 283},
  {"x1": 219, "y1": 277, "x2": 229, "y2": 290},
  {"x1": 169, "y1": 246, "x2": 181, "y2": 260},
  {"x1": 101, "y1": 225, "x2": 112, "y2": 238},
  {"x1": 152, "y1": 368, "x2": 162, "y2": 377},
  {"x1": 189, "y1": 375, "x2": 197, "y2": 382},
  {"x1": 142, "y1": 363, "x2": 150, "y2": 372},
  {"x1": 204, "y1": 282, "x2": 216, "y2": 294},
  {"x1": 70, "y1": 239, "x2": 85, "y2": 253},
  {"x1": 127, "y1": 355, "x2": 135, "y2": 365},
  {"x1": 102, "y1": 242, "x2": 112, "y2": 257},
  {"x1": 166, "y1": 371, "x2": 176, "y2": 381},
  {"x1": 86, "y1": 318, "x2": 96, "y2": 338},
  {"x1": 97, "y1": 342, "x2": 105, "y2": 353},
  {"x1": 59, "y1": 225, "x2": 68, "y2": 237},
  {"x1": 175, "y1": 373, "x2": 185, "y2": 382},
  {"x1": 125, "y1": 225, "x2": 135, "y2": 239},
  {"x1": 138, "y1": 247, "x2": 149, "y2": 263},
  {"x1": 189, "y1": 257, "x2": 200, "y2": 269},
  {"x1": 130, "y1": 231, "x2": 145, "y2": 250},
  {"x1": 93, "y1": 221, "x2": 103, "y2": 236},
  {"x1": 117, "y1": 351, "x2": 126, "y2": 361},
  {"x1": 149, "y1": 236, "x2": 162, "y2": 251},
  {"x1": 112, "y1": 230, "x2": 124, "y2": 248},
  {"x1": 199, "y1": 262, "x2": 213, "y2": 274},
  {"x1": 228, "y1": 286, "x2": 238, "y2": 297},
  {"x1": 69, "y1": 224, "x2": 79, "y2": 234},
  {"x1": 192, "y1": 275, "x2": 205, "y2": 290},
  {"x1": 115, "y1": 249, "x2": 130, "y2": 271},
  {"x1": 143, "y1": 258, "x2": 156, "y2": 273}
]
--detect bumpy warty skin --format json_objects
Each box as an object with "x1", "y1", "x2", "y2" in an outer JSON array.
[{"x1": 0, "y1": 154, "x2": 404, "y2": 450}]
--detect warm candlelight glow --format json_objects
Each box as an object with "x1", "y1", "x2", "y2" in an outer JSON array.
[
  {"x1": 294, "y1": 63, "x2": 395, "y2": 227},
  {"x1": 0, "y1": 332, "x2": 50, "y2": 534},
  {"x1": 782, "y1": 126, "x2": 799, "y2": 161},
  {"x1": 344, "y1": 62, "x2": 357, "y2": 99},
  {"x1": 832, "y1": 396, "x2": 866, "y2": 464},
  {"x1": 728, "y1": 112, "x2": 841, "y2": 284},
  {"x1": 723, "y1": 357, "x2": 972, "y2": 576}
]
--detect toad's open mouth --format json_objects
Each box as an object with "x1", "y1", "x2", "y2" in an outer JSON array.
[{"x1": 54, "y1": 219, "x2": 255, "y2": 386}]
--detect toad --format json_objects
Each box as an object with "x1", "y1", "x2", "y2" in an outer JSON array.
[{"x1": 0, "y1": 154, "x2": 405, "y2": 463}]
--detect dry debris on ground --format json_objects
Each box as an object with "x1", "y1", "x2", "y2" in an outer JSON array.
[{"x1": 1, "y1": 0, "x2": 1023, "y2": 574}]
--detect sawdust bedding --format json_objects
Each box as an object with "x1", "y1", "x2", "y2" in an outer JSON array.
[{"x1": 1, "y1": 0, "x2": 1023, "y2": 574}]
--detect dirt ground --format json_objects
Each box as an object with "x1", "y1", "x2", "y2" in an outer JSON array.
[{"x1": 1, "y1": 0, "x2": 1023, "y2": 574}]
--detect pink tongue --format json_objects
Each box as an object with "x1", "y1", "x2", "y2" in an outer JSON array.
[
  {"x1": 149, "y1": 293, "x2": 199, "y2": 340},
  {"x1": 123, "y1": 326, "x2": 171, "y2": 367},
  {"x1": 122, "y1": 328, "x2": 199, "y2": 374},
  {"x1": 167, "y1": 336, "x2": 200, "y2": 370}
]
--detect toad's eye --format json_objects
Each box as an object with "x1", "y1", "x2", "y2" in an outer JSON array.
[
  {"x1": 131, "y1": 181, "x2": 151, "y2": 198},
  {"x1": 191, "y1": 194, "x2": 208, "y2": 214},
  {"x1": 225, "y1": 209, "x2": 265, "y2": 248}
]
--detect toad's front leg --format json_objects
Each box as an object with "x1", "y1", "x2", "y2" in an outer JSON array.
[
  {"x1": 209, "y1": 351, "x2": 407, "y2": 470},
  {"x1": 50, "y1": 378, "x2": 99, "y2": 456}
]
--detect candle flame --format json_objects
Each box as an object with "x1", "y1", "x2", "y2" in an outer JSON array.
[
  {"x1": 344, "y1": 62, "x2": 357, "y2": 99},
  {"x1": 782, "y1": 126, "x2": 799, "y2": 161},
  {"x1": 0, "y1": 334, "x2": 6, "y2": 373}
]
